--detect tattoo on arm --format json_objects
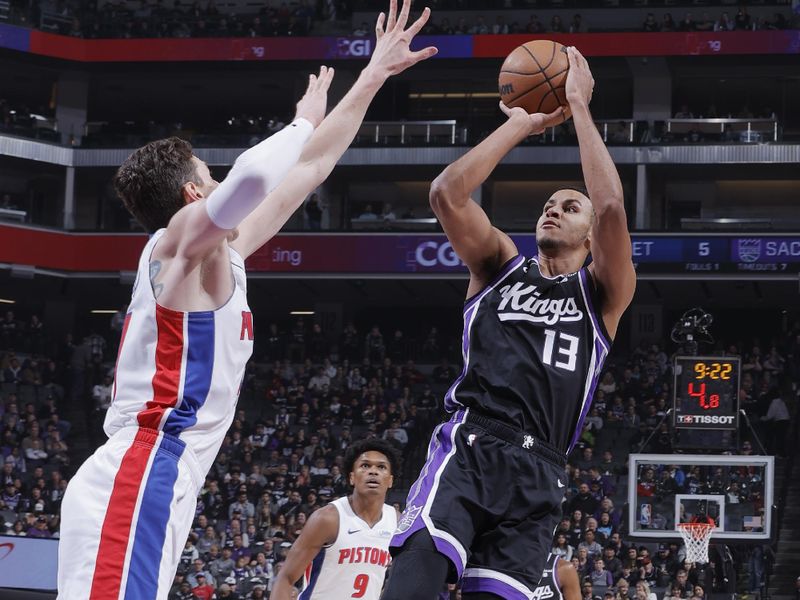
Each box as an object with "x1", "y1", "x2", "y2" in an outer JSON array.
[{"x1": 149, "y1": 260, "x2": 164, "y2": 299}]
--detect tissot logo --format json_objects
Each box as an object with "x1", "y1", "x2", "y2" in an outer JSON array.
[
  {"x1": 0, "y1": 542, "x2": 14, "y2": 560},
  {"x1": 678, "y1": 414, "x2": 735, "y2": 425},
  {"x1": 497, "y1": 282, "x2": 583, "y2": 325}
]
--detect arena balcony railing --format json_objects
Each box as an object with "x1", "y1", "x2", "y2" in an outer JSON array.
[{"x1": 3, "y1": 116, "x2": 785, "y2": 148}]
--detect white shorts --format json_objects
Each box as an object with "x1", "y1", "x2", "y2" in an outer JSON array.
[{"x1": 58, "y1": 426, "x2": 204, "y2": 600}]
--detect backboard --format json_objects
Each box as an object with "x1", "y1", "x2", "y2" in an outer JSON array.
[{"x1": 627, "y1": 453, "x2": 774, "y2": 542}]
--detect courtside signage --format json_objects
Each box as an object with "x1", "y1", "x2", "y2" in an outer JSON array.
[
  {"x1": 1, "y1": 25, "x2": 798, "y2": 62},
  {"x1": 2, "y1": 226, "x2": 800, "y2": 275}
]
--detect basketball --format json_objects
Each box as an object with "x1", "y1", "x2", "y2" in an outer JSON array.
[{"x1": 499, "y1": 40, "x2": 571, "y2": 119}]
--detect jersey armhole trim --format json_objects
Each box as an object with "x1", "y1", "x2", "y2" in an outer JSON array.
[
  {"x1": 464, "y1": 254, "x2": 524, "y2": 309},
  {"x1": 580, "y1": 268, "x2": 613, "y2": 350}
]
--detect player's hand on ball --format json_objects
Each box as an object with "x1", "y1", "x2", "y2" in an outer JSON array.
[
  {"x1": 367, "y1": 0, "x2": 438, "y2": 80},
  {"x1": 565, "y1": 47, "x2": 594, "y2": 109},
  {"x1": 499, "y1": 101, "x2": 565, "y2": 136},
  {"x1": 294, "y1": 65, "x2": 335, "y2": 128}
]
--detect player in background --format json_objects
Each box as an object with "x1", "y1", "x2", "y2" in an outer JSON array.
[
  {"x1": 383, "y1": 48, "x2": 636, "y2": 599},
  {"x1": 269, "y1": 439, "x2": 400, "y2": 600},
  {"x1": 57, "y1": 1, "x2": 436, "y2": 597}
]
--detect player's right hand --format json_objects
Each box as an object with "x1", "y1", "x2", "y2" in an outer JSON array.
[
  {"x1": 366, "y1": 0, "x2": 438, "y2": 80},
  {"x1": 565, "y1": 47, "x2": 595, "y2": 109},
  {"x1": 499, "y1": 101, "x2": 564, "y2": 136},
  {"x1": 294, "y1": 65, "x2": 335, "y2": 128}
]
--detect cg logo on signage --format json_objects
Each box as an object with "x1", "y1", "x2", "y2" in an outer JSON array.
[
  {"x1": 414, "y1": 241, "x2": 464, "y2": 268},
  {"x1": 337, "y1": 39, "x2": 372, "y2": 57}
]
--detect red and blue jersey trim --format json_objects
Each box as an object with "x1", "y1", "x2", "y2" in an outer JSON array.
[{"x1": 90, "y1": 305, "x2": 214, "y2": 598}]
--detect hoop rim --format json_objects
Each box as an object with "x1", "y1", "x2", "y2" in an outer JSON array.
[{"x1": 676, "y1": 522, "x2": 714, "y2": 531}]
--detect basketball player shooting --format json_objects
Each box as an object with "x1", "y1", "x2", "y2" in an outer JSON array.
[
  {"x1": 270, "y1": 439, "x2": 400, "y2": 600},
  {"x1": 383, "y1": 47, "x2": 636, "y2": 600},
  {"x1": 56, "y1": 2, "x2": 436, "y2": 598}
]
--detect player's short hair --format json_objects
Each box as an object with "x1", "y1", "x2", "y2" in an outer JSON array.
[
  {"x1": 343, "y1": 438, "x2": 400, "y2": 477},
  {"x1": 113, "y1": 137, "x2": 200, "y2": 233}
]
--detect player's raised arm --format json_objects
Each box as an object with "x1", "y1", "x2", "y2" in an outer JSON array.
[
  {"x1": 429, "y1": 103, "x2": 562, "y2": 297},
  {"x1": 153, "y1": 96, "x2": 322, "y2": 268},
  {"x1": 566, "y1": 47, "x2": 636, "y2": 337},
  {"x1": 231, "y1": 0, "x2": 438, "y2": 259},
  {"x1": 269, "y1": 505, "x2": 339, "y2": 600}
]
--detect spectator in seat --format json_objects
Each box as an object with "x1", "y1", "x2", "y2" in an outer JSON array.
[
  {"x1": 357, "y1": 204, "x2": 378, "y2": 220},
  {"x1": 734, "y1": 7, "x2": 752, "y2": 30},
  {"x1": 579, "y1": 529, "x2": 604, "y2": 559},
  {"x1": 526, "y1": 14, "x2": 544, "y2": 34},
  {"x1": 569, "y1": 13, "x2": 586, "y2": 33},
  {"x1": 552, "y1": 532, "x2": 574, "y2": 561},
  {"x1": 678, "y1": 13, "x2": 695, "y2": 31},
  {"x1": 616, "y1": 578, "x2": 632, "y2": 600},
  {"x1": 714, "y1": 12, "x2": 734, "y2": 31},
  {"x1": 603, "y1": 545, "x2": 622, "y2": 581},
  {"x1": 590, "y1": 558, "x2": 614, "y2": 587},
  {"x1": 550, "y1": 15, "x2": 565, "y2": 33},
  {"x1": 169, "y1": 580, "x2": 194, "y2": 600},
  {"x1": 569, "y1": 482, "x2": 600, "y2": 516},
  {"x1": 642, "y1": 13, "x2": 659, "y2": 32},
  {"x1": 304, "y1": 193, "x2": 323, "y2": 230}
]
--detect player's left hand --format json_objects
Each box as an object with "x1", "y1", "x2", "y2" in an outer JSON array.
[
  {"x1": 565, "y1": 46, "x2": 594, "y2": 108},
  {"x1": 294, "y1": 65, "x2": 335, "y2": 128},
  {"x1": 499, "y1": 101, "x2": 564, "y2": 136}
]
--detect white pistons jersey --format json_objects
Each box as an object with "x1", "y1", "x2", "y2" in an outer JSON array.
[
  {"x1": 58, "y1": 230, "x2": 255, "y2": 600},
  {"x1": 300, "y1": 497, "x2": 397, "y2": 600},
  {"x1": 104, "y1": 229, "x2": 254, "y2": 475}
]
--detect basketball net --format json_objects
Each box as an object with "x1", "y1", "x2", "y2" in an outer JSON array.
[{"x1": 677, "y1": 523, "x2": 713, "y2": 563}]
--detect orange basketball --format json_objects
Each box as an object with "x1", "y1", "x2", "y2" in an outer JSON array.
[{"x1": 499, "y1": 40, "x2": 571, "y2": 119}]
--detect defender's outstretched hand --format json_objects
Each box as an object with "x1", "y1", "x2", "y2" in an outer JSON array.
[
  {"x1": 294, "y1": 65, "x2": 335, "y2": 128},
  {"x1": 367, "y1": 0, "x2": 437, "y2": 80}
]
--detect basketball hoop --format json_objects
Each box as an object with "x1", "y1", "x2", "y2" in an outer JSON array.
[{"x1": 677, "y1": 522, "x2": 714, "y2": 563}]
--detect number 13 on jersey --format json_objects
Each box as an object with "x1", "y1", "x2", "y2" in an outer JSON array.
[{"x1": 542, "y1": 329, "x2": 579, "y2": 372}]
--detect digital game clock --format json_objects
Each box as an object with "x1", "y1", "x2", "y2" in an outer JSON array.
[{"x1": 672, "y1": 356, "x2": 740, "y2": 430}]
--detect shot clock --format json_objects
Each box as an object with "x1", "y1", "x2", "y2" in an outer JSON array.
[{"x1": 673, "y1": 356, "x2": 740, "y2": 430}]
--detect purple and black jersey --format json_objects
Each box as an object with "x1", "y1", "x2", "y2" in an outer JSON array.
[{"x1": 445, "y1": 254, "x2": 611, "y2": 454}]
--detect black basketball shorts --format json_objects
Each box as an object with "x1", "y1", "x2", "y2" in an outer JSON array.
[{"x1": 390, "y1": 408, "x2": 567, "y2": 598}]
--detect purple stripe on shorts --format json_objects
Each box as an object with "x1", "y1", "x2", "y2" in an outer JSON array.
[
  {"x1": 432, "y1": 534, "x2": 465, "y2": 577},
  {"x1": 391, "y1": 410, "x2": 466, "y2": 557},
  {"x1": 462, "y1": 576, "x2": 531, "y2": 600},
  {"x1": 444, "y1": 255, "x2": 525, "y2": 411}
]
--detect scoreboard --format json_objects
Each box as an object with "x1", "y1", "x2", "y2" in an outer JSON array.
[
  {"x1": 623, "y1": 236, "x2": 800, "y2": 275},
  {"x1": 673, "y1": 356, "x2": 740, "y2": 430}
]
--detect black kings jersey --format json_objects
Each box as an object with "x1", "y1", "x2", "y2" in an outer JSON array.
[
  {"x1": 532, "y1": 554, "x2": 563, "y2": 600},
  {"x1": 444, "y1": 255, "x2": 611, "y2": 454}
]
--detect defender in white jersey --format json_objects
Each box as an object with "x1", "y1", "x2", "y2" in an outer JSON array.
[
  {"x1": 56, "y1": 7, "x2": 437, "y2": 597},
  {"x1": 270, "y1": 439, "x2": 400, "y2": 600}
]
